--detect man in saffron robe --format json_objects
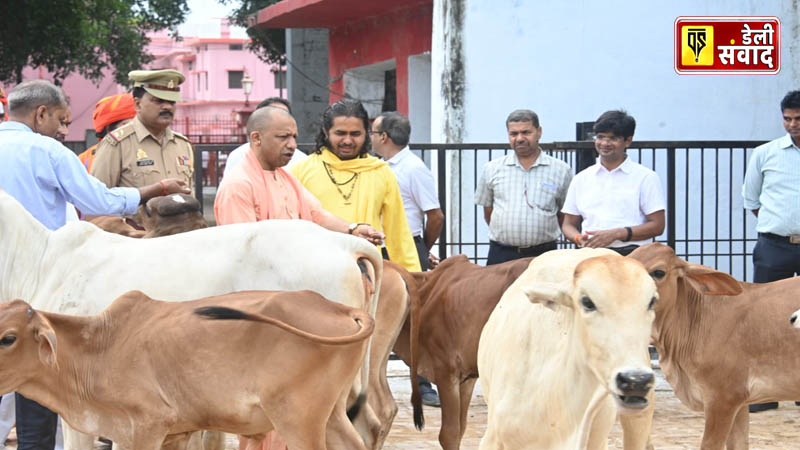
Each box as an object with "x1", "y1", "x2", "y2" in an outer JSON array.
[{"x1": 291, "y1": 99, "x2": 421, "y2": 273}]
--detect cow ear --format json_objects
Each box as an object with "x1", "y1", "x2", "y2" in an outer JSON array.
[
  {"x1": 32, "y1": 314, "x2": 58, "y2": 371},
  {"x1": 523, "y1": 283, "x2": 573, "y2": 310},
  {"x1": 684, "y1": 264, "x2": 743, "y2": 296}
]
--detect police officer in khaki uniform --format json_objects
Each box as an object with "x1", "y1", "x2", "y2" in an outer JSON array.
[{"x1": 92, "y1": 69, "x2": 194, "y2": 196}]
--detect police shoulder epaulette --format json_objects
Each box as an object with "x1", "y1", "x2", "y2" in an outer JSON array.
[
  {"x1": 173, "y1": 130, "x2": 191, "y2": 143},
  {"x1": 106, "y1": 123, "x2": 135, "y2": 145}
]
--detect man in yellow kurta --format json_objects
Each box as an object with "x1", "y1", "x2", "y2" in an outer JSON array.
[{"x1": 291, "y1": 99, "x2": 421, "y2": 272}]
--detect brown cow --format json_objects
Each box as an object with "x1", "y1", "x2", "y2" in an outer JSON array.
[
  {"x1": 627, "y1": 243, "x2": 800, "y2": 450},
  {"x1": 0, "y1": 290, "x2": 374, "y2": 450},
  {"x1": 89, "y1": 193, "x2": 207, "y2": 238},
  {"x1": 139, "y1": 193, "x2": 208, "y2": 238},
  {"x1": 392, "y1": 255, "x2": 532, "y2": 450}
]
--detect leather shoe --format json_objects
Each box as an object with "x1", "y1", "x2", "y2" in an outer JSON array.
[
  {"x1": 748, "y1": 402, "x2": 778, "y2": 413},
  {"x1": 421, "y1": 391, "x2": 441, "y2": 407}
]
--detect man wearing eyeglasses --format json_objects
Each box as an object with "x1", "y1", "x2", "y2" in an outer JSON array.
[
  {"x1": 475, "y1": 109, "x2": 572, "y2": 265},
  {"x1": 561, "y1": 110, "x2": 665, "y2": 256}
]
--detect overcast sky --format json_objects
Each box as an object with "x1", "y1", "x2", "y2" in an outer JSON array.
[{"x1": 178, "y1": 0, "x2": 248, "y2": 38}]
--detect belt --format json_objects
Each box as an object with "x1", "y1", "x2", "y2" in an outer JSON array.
[
  {"x1": 760, "y1": 232, "x2": 800, "y2": 244},
  {"x1": 490, "y1": 240, "x2": 556, "y2": 255}
]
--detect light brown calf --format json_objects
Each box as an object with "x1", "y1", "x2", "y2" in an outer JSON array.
[
  {"x1": 392, "y1": 255, "x2": 532, "y2": 450},
  {"x1": 0, "y1": 290, "x2": 374, "y2": 450},
  {"x1": 628, "y1": 243, "x2": 800, "y2": 450}
]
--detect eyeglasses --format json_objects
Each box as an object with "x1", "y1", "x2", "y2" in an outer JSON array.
[
  {"x1": 593, "y1": 134, "x2": 625, "y2": 143},
  {"x1": 369, "y1": 130, "x2": 384, "y2": 136}
]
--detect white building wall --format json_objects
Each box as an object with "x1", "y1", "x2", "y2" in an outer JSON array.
[{"x1": 458, "y1": 0, "x2": 800, "y2": 142}]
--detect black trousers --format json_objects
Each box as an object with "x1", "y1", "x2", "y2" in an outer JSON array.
[
  {"x1": 413, "y1": 235, "x2": 430, "y2": 271},
  {"x1": 15, "y1": 393, "x2": 57, "y2": 450},
  {"x1": 486, "y1": 240, "x2": 556, "y2": 266}
]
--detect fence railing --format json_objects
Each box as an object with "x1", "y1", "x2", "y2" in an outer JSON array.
[{"x1": 194, "y1": 140, "x2": 767, "y2": 281}]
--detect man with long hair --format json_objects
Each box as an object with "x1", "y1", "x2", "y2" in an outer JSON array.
[{"x1": 291, "y1": 99, "x2": 420, "y2": 272}]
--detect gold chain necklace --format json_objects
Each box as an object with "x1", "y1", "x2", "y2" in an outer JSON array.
[{"x1": 323, "y1": 161, "x2": 359, "y2": 205}]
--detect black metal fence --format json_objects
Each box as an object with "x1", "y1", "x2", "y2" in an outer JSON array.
[{"x1": 194, "y1": 140, "x2": 767, "y2": 282}]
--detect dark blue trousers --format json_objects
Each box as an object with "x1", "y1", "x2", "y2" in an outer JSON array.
[
  {"x1": 753, "y1": 233, "x2": 800, "y2": 282},
  {"x1": 15, "y1": 393, "x2": 57, "y2": 450}
]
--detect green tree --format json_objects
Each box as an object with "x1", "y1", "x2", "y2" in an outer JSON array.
[
  {"x1": 219, "y1": 0, "x2": 285, "y2": 65},
  {"x1": 0, "y1": 0, "x2": 190, "y2": 85}
]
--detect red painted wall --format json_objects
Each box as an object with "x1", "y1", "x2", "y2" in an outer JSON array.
[{"x1": 328, "y1": 3, "x2": 432, "y2": 115}]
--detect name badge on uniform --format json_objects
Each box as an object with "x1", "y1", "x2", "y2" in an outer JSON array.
[{"x1": 137, "y1": 160, "x2": 155, "y2": 166}]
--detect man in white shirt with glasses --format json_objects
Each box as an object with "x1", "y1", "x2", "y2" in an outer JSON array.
[
  {"x1": 475, "y1": 109, "x2": 572, "y2": 265},
  {"x1": 561, "y1": 110, "x2": 665, "y2": 256}
]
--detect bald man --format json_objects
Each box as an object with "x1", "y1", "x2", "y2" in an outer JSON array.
[{"x1": 214, "y1": 106, "x2": 384, "y2": 241}]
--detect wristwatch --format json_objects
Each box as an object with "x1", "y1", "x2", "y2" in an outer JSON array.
[{"x1": 348, "y1": 222, "x2": 361, "y2": 234}]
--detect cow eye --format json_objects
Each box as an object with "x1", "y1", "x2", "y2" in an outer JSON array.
[
  {"x1": 650, "y1": 269, "x2": 666, "y2": 280},
  {"x1": 648, "y1": 296, "x2": 658, "y2": 310},
  {"x1": 581, "y1": 296, "x2": 596, "y2": 312},
  {"x1": 0, "y1": 335, "x2": 16, "y2": 347}
]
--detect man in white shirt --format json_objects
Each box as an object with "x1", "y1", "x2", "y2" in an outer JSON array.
[
  {"x1": 372, "y1": 112, "x2": 443, "y2": 270},
  {"x1": 561, "y1": 110, "x2": 665, "y2": 256},
  {"x1": 371, "y1": 111, "x2": 443, "y2": 407},
  {"x1": 223, "y1": 97, "x2": 307, "y2": 178}
]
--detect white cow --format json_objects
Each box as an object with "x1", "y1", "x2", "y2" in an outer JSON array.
[
  {"x1": 477, "y1": 248, "x2": 657, "y2": 450},
  {"x1": 0, "y1": 191, "x2": 382, "y2": 450}
]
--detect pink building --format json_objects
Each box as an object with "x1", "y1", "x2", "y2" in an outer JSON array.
[{"x1": 0, "y1": 19, "x2": 284, "y2": 146}]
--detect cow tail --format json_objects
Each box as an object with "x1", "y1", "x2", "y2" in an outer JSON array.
[
  {"x1": 401, "y1": 268, "x2": 425, "y2": 430},
  {"x1": 346, "y1": 392, "x2": 367, "y2": 421},
  {"x1": 194, "y1": 306, "x2": 374, "y2": 345}
]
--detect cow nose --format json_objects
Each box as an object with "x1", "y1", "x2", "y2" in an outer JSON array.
[{"x1": 616, "y1": 370, "x2": 654, "y2": 396}]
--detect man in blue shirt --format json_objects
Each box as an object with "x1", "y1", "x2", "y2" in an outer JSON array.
[
  {"x1": 742, "y1": 90, "x2": 800, "y2": 413},
  {"x1": 0, "y1": 79, "x2": 189, "y2": 450}
]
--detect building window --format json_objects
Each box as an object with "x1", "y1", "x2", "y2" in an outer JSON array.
[
  {"x1": 188, "y1": 61, "x2": 193, "y2": 72},
  {"x1": 196, "y1": 74, "x2": 200, "y2": 91},
  {"x1": 205, "y1": 72, "x2": 209, "y2": 90},
  {"x1": 229, "y1": 43, "x2": 243, "y2": 50},
  {"x1": 228, "y1": 70, "x2": 244, "y2": 89},
  {"x1": 274, "y1": 70, "x2": 287, "y2": 90}
]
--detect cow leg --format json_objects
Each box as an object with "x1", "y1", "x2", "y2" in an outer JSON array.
[
  {"x1": 437, "y1": 376, "x2": 463, "y2": 450},
  {"x1": 724, "y1": 405, "x2": 750, "y2": 450},
  {"x1": 457, "y1": 378, "x2": 478, "y2": 442},
  {"x1": 619, "y1": 388, "x2": 655, "y2": 450},
  {"x1": 325, "y1": 404, "x2": 369, "y2": 450},
  {"x1": 700, "y1": 399, "x2": 740, "y2": 450},
  {"x1": 358, "y1": 274, "x2": 407, "y2": 449},
  {"x1": 61, "y1": 421, "x2": 95, "y2": 450}
]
